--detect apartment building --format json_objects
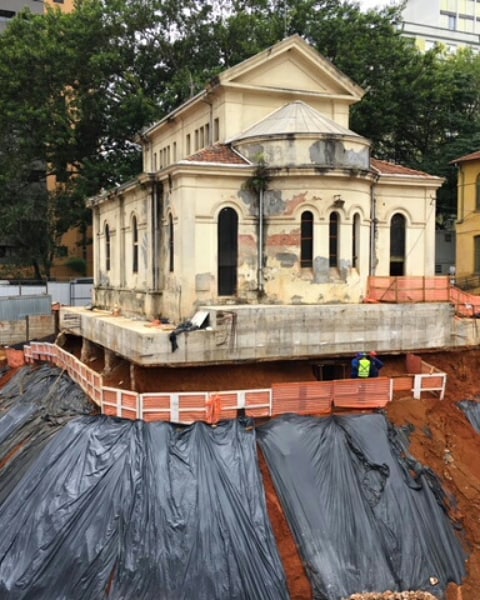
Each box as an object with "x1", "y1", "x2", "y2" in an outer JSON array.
[
  {"x1": 0, "y1": 0, "x2": 41, "y2": 32},
  {"x1": 400, "y1": 0, "x2": 480, "y2": 52}
]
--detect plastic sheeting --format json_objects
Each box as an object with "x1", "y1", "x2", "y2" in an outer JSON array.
[
  {"x1": 0, "y1": 367, "x2": 289, "y2": 600},
  {"x1": 257, "y1": 413, "x2": 467, "y2": 600},
  {"x1": 0, "y1": 365, "x2": 95, "y2": 506},
  {"x1": 459, "y1": 400, "x2": 480, "y2": 433}
]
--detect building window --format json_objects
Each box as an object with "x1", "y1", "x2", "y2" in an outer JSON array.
[
  {"x1": 173, "y1": 142, "x2": 177, "y2": 162},
  {"x1": 389, "y1": 213, "x2": 406, "y2": 276},
  {"x1": 132, "y1": 215, "x2": 138, "y2": 273},
  {"x1": 205, "y1": 123, "x2": 210, "y2": 146},
  {"x1": 186, "y1": 134, "x2": 191, "y2": 155},
  {"x1": 169, "y1": 214, "x2": 174, "y2": 272},
  {"x1": 329, "y1": 212, "x2": 339, "y2": 268},
  {"x1": 218, "y1": 207, "x2": 238, "y2": 296},
  {"x1": 476, "y1": 174, "x2": 480, "y2": 211},
  {"x1": 195, "y1": 129, "x2": 199, "y2": 151},
  {"x1": 213, "y1": 118, "x2": 220, "y2": 142},
  {"x1": 352, "y1": 213, "x2": 360, "y2": 270},
  {"x1": 448, "y1": 14, "x2": 457, "y2": 30},
  {"x1": 300, "y1": 211, "x2": 313, "y2": 268},
  {"x1": 475, "y1": 236, "x2": 480, "y2": 273},
  {"x1": 105, "y1": 223, "x2": 111, "y2": 271}
]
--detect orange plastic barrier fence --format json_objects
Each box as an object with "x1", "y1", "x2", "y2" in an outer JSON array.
[
  {"x1": 406, "y1": 353, "x2": 423, "y2": 374},
  {"x1": 22, "y1": 342, "x2": 446, "y2": 422},
  {"x1": 272, "y1": 381, "x2": 333, "y2": 416},
  {"x1": 333, "y1": 378, "x2": 392, "y2": 409},
  {"x1": 367, "y1": 276, "x2": 480, "y2": 319},
  {"x1": 367, "y1": 277, "x2": 450, "y2": 304},
  {"x1": 5, "y1": 347, "x2": 26, "y2": 369}
]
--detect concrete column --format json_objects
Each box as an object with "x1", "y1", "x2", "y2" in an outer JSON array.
[
  {"x1": 104, "y1": 348, "x2": 121, "y2": 374},
  {"x1": 80, "y1": 338, "x2": 95, "y2": 363},
  {"x1": 130, "y1": 363, "x2": 137, "y2": 392}
]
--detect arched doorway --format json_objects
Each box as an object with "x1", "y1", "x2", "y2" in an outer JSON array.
[
  {"x1": 218, "y1": 207, "x2": 238, "y2": 296},
  {"x1": 390, "y1": 213, "x2": 406, "y2": 276}
]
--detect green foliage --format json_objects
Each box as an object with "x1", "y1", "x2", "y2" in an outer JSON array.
[
  {"x1": 65, "y1": 256, "x2": 87, "y2": 276},
  {"x1": 243, "y1": 155, "x2": 272, "y2": 194},
  {"x1": 2, "y1": 0, "x2": 480, "y2": 268}
]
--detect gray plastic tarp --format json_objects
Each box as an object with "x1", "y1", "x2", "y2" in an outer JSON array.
[{"x1": 257, "y1": 413, "x2": 466, "y2": 599}]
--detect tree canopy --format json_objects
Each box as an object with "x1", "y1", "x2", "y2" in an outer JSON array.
[{"x1": 1, "y1": 0, "x2": 480, "y2": 275}]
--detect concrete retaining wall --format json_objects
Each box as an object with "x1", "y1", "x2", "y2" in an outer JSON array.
[{"x1": 62, "y1": 303, "x2": 456, "y2": 367}]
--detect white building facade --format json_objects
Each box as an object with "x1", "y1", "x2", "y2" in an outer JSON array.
[
  {"x1": 88, "y1": 36, "x2": 442, "y2": 323},
  {"x1": 401, "y1": 0, "x2": 480, "y2": 52}
]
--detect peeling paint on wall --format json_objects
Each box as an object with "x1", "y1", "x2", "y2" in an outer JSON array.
[
  {"x1": 264, "y1": 190, "x2": 285, "y2": 216},
  {"x1": 285, "y1": 192, "x2": 309, "y2": 215},
  {"x1": 268, "y1": 233, "x2": 300, "y2": 247},
  {"x1": 277, "y1": 253, "x2": 298, "y2": 268},
  {"x1": 309, "y1": 138, "x2": 369, "y2": 169}
]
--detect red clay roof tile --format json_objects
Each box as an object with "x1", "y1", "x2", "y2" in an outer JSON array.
[
  {"x1": 185, "y1": 144, "x2": 249, "y2": 165},
  {"x1": 371, "y1": 158, "x2": 433, "y2": 177},
  {"x1": 450, "y1": 150, "x2": 480, "y2": 164}
]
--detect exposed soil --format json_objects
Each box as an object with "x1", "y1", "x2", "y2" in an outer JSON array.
[
  {"x1": 7, "y1": 344, "x2": 480, "y2": 599},
  {"x1": 94, "y1": 348, "x2": 480, "y2": 599},
  {"x1": 255, "y1": 349, "x2": 480, "y2": 600}
]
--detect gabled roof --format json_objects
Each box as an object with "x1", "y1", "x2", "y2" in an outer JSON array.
[
  {"x1": 217, "y1": 35, "x2": 365, "y2": 102},
  {"x1": 450, "y1": 150, "x2": 480, "y2": 164},
  {"x1": 229, "y1": 101, "x2": 360, "y2": 142},
  {"x1": 183, "y1": 144, "x2": 250, "y2": 165},
  {"x1": 143, "y1": 35, "x2": 365, "y2": 138}
]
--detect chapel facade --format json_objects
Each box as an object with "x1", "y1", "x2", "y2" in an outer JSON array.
[{"x1": 88, "y1": 35, "x2": 442, "y2": 322}]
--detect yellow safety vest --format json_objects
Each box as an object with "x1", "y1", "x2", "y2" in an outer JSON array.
[{"x1": 358, "y1": 357, "x2": 371, "y2": 378}]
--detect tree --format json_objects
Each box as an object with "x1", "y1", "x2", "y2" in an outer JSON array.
[
  {"x1": 3, "y1": 0, "x2": 480, "y2": 275},
  {"x1": 0, "y1": 0, "x2": 162, "y2": 277}
]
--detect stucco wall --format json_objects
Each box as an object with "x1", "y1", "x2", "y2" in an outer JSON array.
[{"x1": 456, "y1": 160, "x2": 480, "y2": 277}]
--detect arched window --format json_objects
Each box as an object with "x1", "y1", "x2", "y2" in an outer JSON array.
[
  {"x1": 300, "y1": 211, "x2": 313, "y2": 268},
  {"x1": 390, "y1": 213, "x2": 406, "y2": 276},
  {"x1": 105, "y1": 223, "x2": 110, "y2": 271},
  {"x1": 476, "y1": 175, "x2": 480, "y2": 211},
  {"x1": 218, "y1": 207, "x2": 238, "y2": 296},
  {"x1": 475, "y1": 236, "x2": 480, "y2": 273},
  {"x1": 352, "y1": 213, "x2": 360, "y2": 270},
  {"x1": 329, "y1": 212, "x2": 339, "y2": 268},
  {"x1": 132, "y1": 216, "x2": 138, "y2": 273},
  {"x1": 169, "y1": 214, "x2": 174, "y2": 272}
]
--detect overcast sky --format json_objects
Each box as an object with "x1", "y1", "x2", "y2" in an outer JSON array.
[{"x1": 357, "y1": 0, "x2": 393, "y2": 11}]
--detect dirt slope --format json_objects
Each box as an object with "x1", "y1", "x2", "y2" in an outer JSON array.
[
  {"x1": 259, "y1": 350, "x2": 480, "y2": 600},
  {"x1": 385, "y1": 349, "x2": 480, "y2": 600},
  {"x1": 5, "y1": 347, "x2": 480, "y2": 599}
]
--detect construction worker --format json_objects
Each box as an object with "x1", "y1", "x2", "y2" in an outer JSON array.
[
  {"x1": 357, "y1": 352, "x2": 371, "y2": 378},
  {"x1": 351, "y1": 353, "x2": 362, "y2": 378},
  {"x1": 369, "y1": 351, "x2": 384, "y2": 378}
]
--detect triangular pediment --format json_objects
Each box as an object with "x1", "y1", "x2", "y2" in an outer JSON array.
[{"x1": 218, "y1": 35, "x2": 364, "y2": 102}]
